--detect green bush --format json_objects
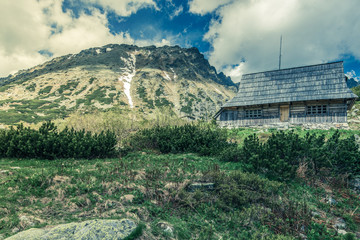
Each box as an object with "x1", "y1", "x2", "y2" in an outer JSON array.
[
  {"x1": 222, "y1": 130, "x2": 360, "y2": 181},
  {"x1": 129, "y1": 123, "x2": 229, "y2": 156},
  {"x1": 0, "y1": 121, "x2": 117, "y2": 159}
]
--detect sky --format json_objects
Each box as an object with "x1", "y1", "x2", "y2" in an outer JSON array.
[{"x1": 1, "y1": 0, "x2": 360, "y2": 83}]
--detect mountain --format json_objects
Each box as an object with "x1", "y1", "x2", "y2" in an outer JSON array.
[
  {"x1": 0, "y1": 44, "x2": 236, "y2": 125},
  {"x1": 346, "y1": 77, "x2": 360, "y2": 88}
]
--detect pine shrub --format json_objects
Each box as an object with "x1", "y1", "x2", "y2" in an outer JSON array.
[
  {"x1": 222, "y1": 130, "x2": 360, "y2": 181},
  {"x1": 0, "y1": 121, "x2": 117, "y2": 159},
  {"x1": 129, "y1": 123, "x2": 229, "y2": 156}
]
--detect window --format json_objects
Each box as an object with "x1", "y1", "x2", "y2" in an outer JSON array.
[
  {"x1": 245, "y1": 109, "x2": 262, "y2": 118},
  {"x1": 221, "y1": 111, "x2": 237, "y2": 121},
  {"x1": 307, "y1": 105, "x2": 327, "y2": 115}
]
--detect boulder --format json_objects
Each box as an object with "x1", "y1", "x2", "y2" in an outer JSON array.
[
  {"x1": 350, "y1": 175, "x2": 360, "y2": 194},
  {"x1": 334, "y1": 217, "x2": 346, "y2": 229},
  {"x1": 6, "y1": 219, "x2": 137, "y2": 240}
]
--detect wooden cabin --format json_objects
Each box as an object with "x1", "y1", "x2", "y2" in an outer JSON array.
[{"x1": 215, "y1": 61, "x2": 358, "y2": 128}]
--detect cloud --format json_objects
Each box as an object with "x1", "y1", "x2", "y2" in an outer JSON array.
[
  {"x1": 0, "y1": 0, "x2": 135, "y2": 77},
  {"x1": 198, "y1": 0, "x2": 360, "y2": 82},
  {"x1": 188, "y1": 0, "x2": 234, "y2": 15},
  {"x1": 346, "y1": 70, "x2": 360, "y2": 82},
  {"x1": 83, "y1": 0, "x2": 157, "y2": 16},
  {"x1": 169, "y1": 5, "x2": 184, "y2": 19}
]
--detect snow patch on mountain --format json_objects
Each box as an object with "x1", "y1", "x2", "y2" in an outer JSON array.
[
  {"x1": 118, "y1": 53, "x2": 136, "y2": 108},
  {"x1": 163, "y1": 71, "x2": 172, "y2": 81},
  {"x1": 170, "y1": 68, "x2": 177, "y2": 80}
]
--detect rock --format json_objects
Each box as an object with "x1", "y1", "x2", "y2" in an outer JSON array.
[
  {"x1": 19, "y1": 215, "x2": 35, "y2": 227},
  {"x1": 6, "y1": 219, "x2": 137, "y2": 240},
  {"x1": 311, "y1": 211, "x2": 321, "y2": 218},
  {"x1": 349, "y1": 119, "x2": 360, "y2": 123},
  {"x1": 187, "y1": 182, "x2": 215, "y2": 192},
  {"x1": 327, "y1": 196, "x2": 337, "y2": 205},
  {"x1": 350, "y1": 175, "x2": 360, "y2": 194},
  {"x1": 11, "y1": 228, "x2": 19, "y2": 234},
  {"x1": 299, "y1": 233, "x2": 307, "y2": 239},
  {"x1": 121, "y1": 194, "x2": 135, "y2": 203},
  {"x1": 158, "y1": 222, "x2": 174, "y2": 237},
  {"x1": 337, "y1": 229, "x2": 347, "y2": 235},
  {"x1": 334, "y1": 217, "x2": 346, "y2": 229}
]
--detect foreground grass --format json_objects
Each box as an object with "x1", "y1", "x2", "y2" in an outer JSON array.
[{"x1": 0, "y1": 152, "x2": 359, "y2": 239}]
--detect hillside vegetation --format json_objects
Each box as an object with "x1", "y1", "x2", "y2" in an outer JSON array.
[
  {"x1": 0, "y1": 121, "x2": 360, "y2": 239},
  {"x1": 0, "y1": 44, "x2": 236, "y2": 126}
]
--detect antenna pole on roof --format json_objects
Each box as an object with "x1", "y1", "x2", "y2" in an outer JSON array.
[{"x1": 279, "y1": 35, "x2": 282, "y2": 70}]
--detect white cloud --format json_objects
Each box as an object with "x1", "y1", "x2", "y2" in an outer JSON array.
[
  {"x1": 83, "y1": 0, "x2": 157, "y2": 16},
  {"x1": 222, "y1": 63, "x2": 246, "y2": 83},
  {"x1": 0, "y1": 0, "x2": 135, "y2": 77},
  {"x1": 346, "y1": 70, "x2": 360, "y2": 82},
  {"x1": 188, "y1": 0, "x2": 234, "y2": 15},
  {"x1": 199, "y1": 0, "x2": 360, "y2": 82},
  {"x1": 169, "y1": 5, "x2": 183, "y2": 19}
]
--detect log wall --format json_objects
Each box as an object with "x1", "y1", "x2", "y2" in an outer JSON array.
[{"x1": 217, "y1": 100, "x2": 348, "y2": 127}]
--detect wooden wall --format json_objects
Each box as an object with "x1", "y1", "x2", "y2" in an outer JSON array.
[{"x1": 218, "y1": 100, "x2": 348, "y2": 127}]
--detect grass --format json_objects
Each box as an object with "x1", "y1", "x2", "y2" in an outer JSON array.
[
  {"x1": 0, "y1": 85, "x2": 13, "y2": 92},
  {"x1": 0, "y1": 151, "x2": 359, "y2": 239},
  {"x1": 38, "y1": 86, "x2": 52, "y2": 95},
  {"x1": 57, "y1": 81, "x2": 79, "y2": 94}
]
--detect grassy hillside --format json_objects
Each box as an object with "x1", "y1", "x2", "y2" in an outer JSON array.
[
  {"x1": 1, "y1": 152, "x2": 359, "y2": 239},
  {"x1": 1, "y1": 125, "x2": 360, "y2": 239}
]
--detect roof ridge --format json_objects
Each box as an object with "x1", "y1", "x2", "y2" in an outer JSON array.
[{"x1": 243, "y1": 61, "x2": 343, "y2": 76}]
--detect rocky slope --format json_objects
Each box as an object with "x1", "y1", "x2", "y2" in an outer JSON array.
[{"x1": 0, "y1": 44, "x2": 236, "y2": 125}]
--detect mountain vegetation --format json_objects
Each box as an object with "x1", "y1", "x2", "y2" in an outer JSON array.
[
  {"x1": 0, "y1": 44, "x2": 236, "y2": 127},
  {"x1": 1, "y1": 120, "x2": 360, "y2": 239}
]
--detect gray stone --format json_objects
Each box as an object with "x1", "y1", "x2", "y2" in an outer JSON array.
[
  {"x1": 327, "y1": 196, "x2": 337, "y2": 205},
  {"x1": 187, "y1": 182, "x2": 214, "y2": 192},
  {"x1": 158, "y1": 222, "x2": 174, "y2": 237},
  {"x1": 299, "y1": 233, "x2": 307, "y2": 240},
  {"x1": 337, "y1": 229, "x2": 347, "y2": 235},
  {"x1": 350, "y1": 176, "x2": 360, "y2": 194},
  {"x1": 334, "y1": 217, "x2": 346, "y2": 229},
  {"x1": 311, "y1": 211, "x2": 320, "y2": 217},
  {"x1": 6, "y1": 219, "x2": 137, "y2": 240}
]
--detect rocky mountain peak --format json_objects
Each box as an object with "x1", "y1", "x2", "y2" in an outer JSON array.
[{"x1": 0, "y1": 44, "x2": 236, "y2": 125}]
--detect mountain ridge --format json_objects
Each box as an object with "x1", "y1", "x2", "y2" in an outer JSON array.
[{"x1": 0, "y1": 44, "x2": 236, "y2": 125}]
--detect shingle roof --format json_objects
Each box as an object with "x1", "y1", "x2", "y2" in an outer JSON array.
[{"x1": 223, "y1": 61, "x2": 357, "y2": 107}]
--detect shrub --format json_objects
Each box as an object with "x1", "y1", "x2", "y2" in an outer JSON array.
[
  {"x1": 129, "y1": 123, "x2": 229, "y2": 156},
  {"x1": 223, "y1": 130, "x2": 360, "y2": 181},
  {"x1": 0, "y1": 121, "x2": 117, "y2": 159}
]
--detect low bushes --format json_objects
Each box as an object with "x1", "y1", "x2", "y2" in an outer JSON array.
[
  {"x1": 129, "y1": 123, "x2": 230, "y2": 156},
  {"x1": 221, "y1": 130, "x2": 360, "y2": 181},
  {"x1": 129, "y1": 125, "x2": 360, "y2": 182},
  {"x1": 0, "y1": 121, "x2": 117, "y2": 159}
]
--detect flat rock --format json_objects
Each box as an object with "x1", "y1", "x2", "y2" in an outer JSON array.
[{"x1": 6, "y1": 219, "x2": 137, "y2": 240}]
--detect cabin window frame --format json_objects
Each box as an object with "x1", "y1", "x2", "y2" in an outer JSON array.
[
  {"x1": 245, "y1": 109, "x2": 263, "y2": 119},
  {"x1": 306, "y1": 105, "x2": 327, "y2": 115}
]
